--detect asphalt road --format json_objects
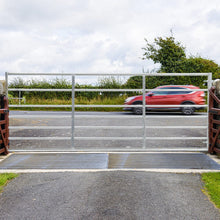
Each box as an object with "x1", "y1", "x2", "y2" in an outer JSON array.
[
  {"x1": 0, "y1": 172, "x2": 219, "y2": 220},
  {"x1": 9, "y1": 111, "x2": 208, "y2": 151}
]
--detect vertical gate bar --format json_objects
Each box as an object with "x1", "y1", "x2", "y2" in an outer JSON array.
[
  {"x1": 19, "y1": 91, "x2": 21, "y2": 105},
  {"x1": 207, "y1": 72, "x2": 212, "y2": 150},
  {"x1": 71, "y1": 75, "x2": 75, "y2": 149},
  {"x1": 142, "y1": 74, "x2": 146, "y2": 148},
  {"x1": 208, "y1": 88, "x2": 214, "y2": 153}
]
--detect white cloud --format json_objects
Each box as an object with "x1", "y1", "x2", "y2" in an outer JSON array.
[{"x1": 0, "y1": 0, "x2": 220, "y2": 83}]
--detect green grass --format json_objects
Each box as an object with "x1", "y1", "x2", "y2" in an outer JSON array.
[
  {"x1": 0, "y1": 173, "x2": 18, "y2": 192},
  {"x1": 201, "y1": 172, "x2": 220, "y2": 209},
  {"x1": 9, "y1": 95, "x2": 128, "y2": 112}
]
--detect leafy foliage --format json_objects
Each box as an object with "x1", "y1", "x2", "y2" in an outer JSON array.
[
  {"x1": 97, "y1": 76, "x2": 124, "y2": 98},
  {"x1": 125, "y1": 76, "x2": 143, "y2": 89},
  {"x1": 142, "y1": 35, "x2": 220, "y2": 76},
  {"x1": 9, "y1": 76, "x2": 128, "y2": 101},
  {"x1": 142, "y1": 36, "x2": 186, "y2": 73},
  {"x1": 141, "y1": 35, "x2": 220, "y2": 87},
  {"x1": 9, "y1": 77, "x2": 100, "y2": 100}
]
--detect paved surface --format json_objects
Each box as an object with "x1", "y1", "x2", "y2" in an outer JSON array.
[
  {"x1": 0, "y1": 172, "x2": 219, "y2": 220},
  {"x1": 0, "y1": 153, "x2": 220, "y2": 170},
  {"x1": 4, "y1": 111, "x2": 219, "y2": 219},
  {"x1": 9, "y1": 111, "x2": 207, "y2": 151}
]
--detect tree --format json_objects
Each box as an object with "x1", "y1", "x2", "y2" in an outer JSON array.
[
  {"x1": 136, "y1": 35, "x2": 220, "y2": 88},
  {"x1": 142, "y1": 36, "x2": 186, "y2": 73},
  {"x1": 125, "y1": 76, "x2": 142, "y2": 89},
  {"x1": 175, "y1": 56, "x2": 220, "y2": 76},
  {"x1": 142, "y1": 35, "x2": 220, "y2": 77}
]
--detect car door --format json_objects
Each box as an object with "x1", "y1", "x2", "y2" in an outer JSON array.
[
  {"x1": 146, "y1": 87, "x2": 170, "y2": 108},
  {"x1": 166, "y1": 87, "x2": 190, "y2": 105}
]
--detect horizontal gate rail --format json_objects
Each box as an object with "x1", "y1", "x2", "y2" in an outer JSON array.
[
  {"x1": 9, "y1": 104, "x2": 207, "y2": 108},
  {"x1": 9, "y1": 115, "x2": 208, "y2": 119},
  {"x1": 9, "y1": 115, "x2": 72, "y2": 119},
  {"x1": 11, "y1": 148, "x2": 208, "y2": 152},
  {"x1": 6, "y1": 72, "x2": 212, "y2": 152},
  {"x1": 9, "y1": 125, "x2": 207, "y2": 130},
  {"x1": 8, "y1": 88, "x2": 208, "y2": 92},
  {"x1": 9, "y1": 136, "x2": 207, "y2": 140},
  {"x1": 7, "y1": 72, "x2": 210, "y2": 76}
]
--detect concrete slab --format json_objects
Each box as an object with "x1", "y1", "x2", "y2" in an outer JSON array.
[
  {"x1": 0, "y1": 153, "x2": 108, "y2": 169},
  {"x1": 108, "y1": 153, "x2": 220, "y2": 169},
  {"x1": 0, "y1": 152, "x2": 220, "y2": 170}
]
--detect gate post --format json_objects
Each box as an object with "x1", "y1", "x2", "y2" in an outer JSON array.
[
  {"x1": 209, "y1": 79, "x2": 220, "y2": 154},
  {"x1": 207, "y1": 73, "x2": 212, "y2": 151},
  {"x1": 0, "y1": 78, "x2": 9, "y2": 154}
]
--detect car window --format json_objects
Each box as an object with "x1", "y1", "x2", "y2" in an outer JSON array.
[
  {"x1": 151, "y1": 87, "x2": 192, "y2": 96},
  {"x1": 167, "y1": 87, "x2": 191, "y2": 95},
  {"x1": 152, "y1": 87, "x2": 169, "y2": 95}
]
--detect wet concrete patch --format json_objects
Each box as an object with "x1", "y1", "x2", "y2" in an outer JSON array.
[
  {"x1": 108, "y1": 153, "x2": 220, "y2": 169},
  {"x1": 0, "y1": 153, "x2": 220, "y2": 170}
]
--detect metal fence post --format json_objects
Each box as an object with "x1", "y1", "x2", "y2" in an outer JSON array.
[
  {"x1": 207, "y1": 72, "x2": 212, "y2": 150},
  {"x1": 71, "y1": 75, "x2": 75, "y2": 149},
  {"x1": 142, "y1": 74, "x2": 146, "y2": 148},
  {"x1": 5, "y1": 72, "x2": 8, "y2": 97}
]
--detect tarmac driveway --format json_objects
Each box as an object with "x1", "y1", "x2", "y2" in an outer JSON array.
[{"x1": 0, "y1": 171, "x2": 219, "y2": 220}]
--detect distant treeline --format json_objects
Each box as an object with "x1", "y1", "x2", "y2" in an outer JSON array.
[{"x1": 9, "y1": 75, "x2": 207, "y2": 100}]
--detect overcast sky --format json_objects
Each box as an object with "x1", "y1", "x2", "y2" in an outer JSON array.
[{"x1": 0, "y1": 0, "x2": 220, "y2": 83}]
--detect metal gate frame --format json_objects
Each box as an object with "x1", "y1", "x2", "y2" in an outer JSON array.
[
  {"x1": 0, "y1": 95, "x2": 9, "y2": 154},
  {"x1": 6, "y1": 72, "x2": 212, "y2": 152},
  {"x1": 209, "y1": 86, "x2": 220, "y2": 154}
]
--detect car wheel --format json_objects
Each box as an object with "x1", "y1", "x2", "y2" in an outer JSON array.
[
  {"x1": 181, "y1": 102, "x2": 195, "y2": 115},
  {"x1": 133, "y1": 107, "x2": 142, "y2": 115},
  {"x1": 132, "y1": 103, "x2": 143, "y2": 115},
  {"x1": 132, "y1": 102, "x2": 146, "y2": 115}
]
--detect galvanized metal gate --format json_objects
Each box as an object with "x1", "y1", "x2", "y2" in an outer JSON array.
[{"x1": 6, "y1": 72, "x2": 212, "y2": 152}]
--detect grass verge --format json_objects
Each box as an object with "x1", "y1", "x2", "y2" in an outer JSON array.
[
  {"x1": 9, "y1": 96, "x2": 127, "y2": 112},
  {"x1": 0, "y1": 173, "x2": 18, "y2": 192},
  {"x1": 201, "y1": 172, "x2": 220, "y2": 209}
]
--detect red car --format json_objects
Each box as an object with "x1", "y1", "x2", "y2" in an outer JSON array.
[{"x1": 124, "y1": 85, "x2": 205, "y2": 115}]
